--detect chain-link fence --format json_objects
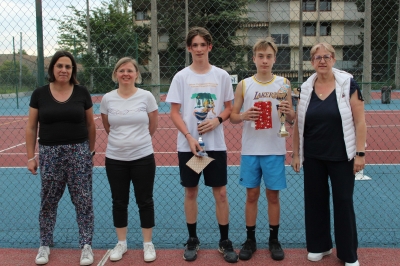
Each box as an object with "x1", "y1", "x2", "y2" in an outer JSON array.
[{"x1": 1, "y1": 0, "x2": 399, "y2": 249}]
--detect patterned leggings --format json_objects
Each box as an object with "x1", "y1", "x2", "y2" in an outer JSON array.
[{"x1": 39, "y1": 141, "x2": 94, "y2": 248}]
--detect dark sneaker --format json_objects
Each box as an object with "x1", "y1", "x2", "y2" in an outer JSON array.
[
  {"x1": 218, "y1": 239, "x2": 239, "y2": 263},
  {"x1": 269, "y1": 239, "x2": 284, "y2": 261},
  {"x1": 183, "y1": 237, "x2": 200, "y2": 261},
  {"x1": 239, "y1": 239, "x2": 257, "y2": 260}
]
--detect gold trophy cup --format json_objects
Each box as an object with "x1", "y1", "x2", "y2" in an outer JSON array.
[{"x1": 276, "y1": 84, "x2": 290, "y2": 137}]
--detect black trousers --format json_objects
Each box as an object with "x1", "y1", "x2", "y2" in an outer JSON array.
[
  {"x1": 105, "y1": 154, "x2": 156, "y2": 229},
  {"x1": 303, "y1": 157, "x2": 358, "y2": 263}
]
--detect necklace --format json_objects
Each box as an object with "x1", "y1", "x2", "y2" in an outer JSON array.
[{"x1": 254, "y1": 74, "x2": 274, "y2": 84}]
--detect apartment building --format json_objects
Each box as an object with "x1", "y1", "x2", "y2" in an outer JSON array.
[
  {"x1": 132, "y1": 0, "x2": 364, "y2": 81},
  {"x1": 243, "y1": 0, "x2": 364, "y2": 73}
]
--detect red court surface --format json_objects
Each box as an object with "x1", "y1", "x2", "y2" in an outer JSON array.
[
  {"x1": 1, "y1": 110, "x2": 400, "y2": 167},
  {"x1": 1, "y1": 247, "x2": 399, "y2": 266}
]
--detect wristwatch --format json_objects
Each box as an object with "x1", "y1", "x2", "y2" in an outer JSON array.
[
  {"x1": 91, "y1": 151, "x2": 96, "y2": 157},
  {"x1": 355, "y1": 152, "x2": 365, "y2": 157},
  {"x1": 217, "y1": 116, "x2": 223, "y2": 124}
]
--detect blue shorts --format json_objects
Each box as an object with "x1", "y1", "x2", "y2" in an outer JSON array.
[{"x1": 239, "y1": 155, "x2": 287, "y2": 190}]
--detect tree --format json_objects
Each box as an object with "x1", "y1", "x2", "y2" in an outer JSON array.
[
  {"x1": 0, "y1": 61, "x2": 36, "y2": 88},
  {"x1": 55, "y1": 2, "x2": 151, "y2": 92},
  {"x1": 130, "y1": 0, "x2": 252, "y2": 80},
  {"x1": 356, "y1": 0, "x2": 399, "y2": 81}
]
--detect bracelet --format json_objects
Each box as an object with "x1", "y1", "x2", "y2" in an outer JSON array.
[
  {"x1": 184, "y1": 132, "x2": 191, "y2": 137},
  {"x1": 28, "y1": 155, "x2": 36, "y2": 162}
]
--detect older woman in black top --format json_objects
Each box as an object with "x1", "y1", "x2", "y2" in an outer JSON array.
[
  {"x1": 291, "y1": 43, "x2": 366, "y2": 266},
  {"x1": 26, "y1": 51, "x2": 96, "y2": 265}
]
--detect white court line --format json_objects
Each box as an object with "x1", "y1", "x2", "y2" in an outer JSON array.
[
  {"x1": 2, "y1": 149, "x2": 400, "y2": 155},
  {"x1": 0, "y1": 142, "x2": 28, "y2": 153},
  {"x1": 0, "y1": 117, "x2": 102, "y2": 153},
  {"x1": 1, "y1": 163, "x2": 399, "y2": 169},
  {"x1": 97, "y1": 249, "x2": 111, "y2": 266}
]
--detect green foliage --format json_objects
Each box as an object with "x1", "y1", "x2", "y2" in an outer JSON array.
[
  {"x1": 0, "y1": 61, "x2": 36, "y2": 88},
  {"x1": 55, "y1": 2, "x2": 150, "y2": 92},
  {"x1": 157, "y1": 0, "x2": 253, "y2": 79},
  {"x1": 356, "y1": 0, "x2": 399, "y2": 80}
]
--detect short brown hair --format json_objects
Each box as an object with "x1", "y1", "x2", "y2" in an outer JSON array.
[
  {"x1": 186, "y1": 27, "x2": 213, "y2": 47},
  {"x1": 112, "y1": 57, "x2": 142, "y2": 84},
  {"x1": 48, "y1": 50, "x2": 79, "y2": 85},
  {"x1": 310, "y1": 43, "x2": 335, "y2": 61},
  {"x1": 253, "y1": 37, "x2": 278, "y2": 56}
]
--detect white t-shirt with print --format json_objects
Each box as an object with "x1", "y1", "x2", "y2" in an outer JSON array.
[
  {"x1": 100, "y1": 88, "x2": 158, "y2": 161},
  {"x1": 166, "y1": 66, "x2": 234, "y2": 152}
]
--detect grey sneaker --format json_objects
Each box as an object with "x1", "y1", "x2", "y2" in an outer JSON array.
[
  {"x1": 218, "y1": 239, "x2": 239, "y2": 263},
  {"x1": 110, "y1": 243, "x2": 127, "y2": 261},
  {"x1": 183, "y1": 237, "x2": 200, "y2": 261},
  {"x1": 35, "y1": 246, "x2": 50, "y2": 265},
  {"x1": 80, "y1": 244, "x2": 94, "y2": 265},
  {"x1": 239, "y1": 239, "x2": 257, "y2": 260}
]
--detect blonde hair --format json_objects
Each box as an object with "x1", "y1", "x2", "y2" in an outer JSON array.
[
  {"x1": 112, "y1": 57, "x2": 142, "y2": 84},
  {"x1": 310, "y1": 43, "x2": 335, "y2": 61},
  {"x1": 253, "y1": 37, "x2": 278, "y2": 55}
]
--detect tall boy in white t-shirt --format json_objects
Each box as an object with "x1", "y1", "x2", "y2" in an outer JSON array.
[
  {"x1": 166, "y1": 26, "x2": 238, "y2": 263},
  {"x1": 230, "y1": 38, "x2": 295, "y2": 261}
]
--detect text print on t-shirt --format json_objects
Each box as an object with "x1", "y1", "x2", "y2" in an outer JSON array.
[{"x1": 108, "y1": 107, "x2": 147, "y2": 115}]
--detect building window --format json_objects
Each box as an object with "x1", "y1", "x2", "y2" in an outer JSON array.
[
  {"x1": 275, "y1": 48, "x2": 291, "y2": 70},
  {"x1": 303, "y1": 23, "x2": 316, "y2": 36},
  {"x1": 159, "y1": 33, "x2": 169, "y2": 43},
  {"x1": 343, "y1": 46, "x2": 362, "y2": 61},
  {"x1": 136, "y1": 11, "x2": 148, "y2": 21},
  {"x1": 303, "y1": 0, "x2": 316, "y2": 11},
  {"x1": 320, "y1": 0, "x2": 332, "y2": 11},
  {"x1": 320, "y1": 22, "x2": 331, "y2": 36},
  {"x1": 271, "y1": 34, "x2": 289, "y2": 45},
  {"x1": 303, "y1": 47, "x2": 312, "y2": 61}
]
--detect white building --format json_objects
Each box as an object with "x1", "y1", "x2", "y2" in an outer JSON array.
[{"x1": 241, "y1": 0, "x2": 363, "y2": 73}]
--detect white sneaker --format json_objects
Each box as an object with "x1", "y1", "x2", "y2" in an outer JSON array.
[
  {"x1": 110, "y1": 243, "x2": 127, "y2": 261},
  {"x1": 307, "y1": 249, "x2": 332, "y2": 261},
  {"x1": 35, "y1": 246, "x2": 50, "y2": 265},
  {"x1": 345, "y1": 260, "x2": 360, "y2": 266},
  {"x1": 143, "y1": 243, "x2": 156, "y2": 262},
  {"x1": 80, "y1": 244, "x2": 94, "y2": 265}
]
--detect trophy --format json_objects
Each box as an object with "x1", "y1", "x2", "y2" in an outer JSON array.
[
  {"x1": 276, "y1": 84, "x2": 290, "y2": 137},
  {"x1": 194, "y1": 106, "x2": 208, "y2": 157}
]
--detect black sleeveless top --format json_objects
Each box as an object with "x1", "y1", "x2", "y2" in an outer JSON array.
[{"x1": 303, "y1": 78, "x2": 361, "y2": 161}]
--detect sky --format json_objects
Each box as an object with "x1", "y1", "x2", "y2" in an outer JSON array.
[{"x1": 0, "y1": 0, "x2": 104, "y2": 57}]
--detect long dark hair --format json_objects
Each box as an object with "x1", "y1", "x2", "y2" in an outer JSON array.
[{"x1": 47, "y1": 50, "x2": 79, "y2": 85}]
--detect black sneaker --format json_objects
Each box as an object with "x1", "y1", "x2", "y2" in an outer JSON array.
[
  {"x1": 239, "y1": 239, "x2": 257, "y2": 260},
  {"x1": 218, "y1": 239, "x2": 239, "y2": 263},
  {"x1": 183, "y1": 237, "x2": 200, "y2": 261},
  {"x1": 269, "y1": 239, "x2": 285, "y2": 261}
]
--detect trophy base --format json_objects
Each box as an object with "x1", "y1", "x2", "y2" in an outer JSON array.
[{"x1": 277, "y1": 131, "x2": 290, "y2": 138}]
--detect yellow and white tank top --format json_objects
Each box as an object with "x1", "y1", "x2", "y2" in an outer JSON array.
[{"x1": 241, "y1": 75, "x2": 288, "y2": 155}]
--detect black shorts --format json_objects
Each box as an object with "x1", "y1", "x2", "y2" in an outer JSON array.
[{"x1": 178, "y1": 151, "x2": 227, "y2": 188}]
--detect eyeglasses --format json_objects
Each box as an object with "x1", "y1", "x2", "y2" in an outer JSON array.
[
  {"x1": 313, "y1": 55, "x2": 332, "y2": 62},
  {"x1": 55, "y1": 64, "x2": 73, "y2": 70}
]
